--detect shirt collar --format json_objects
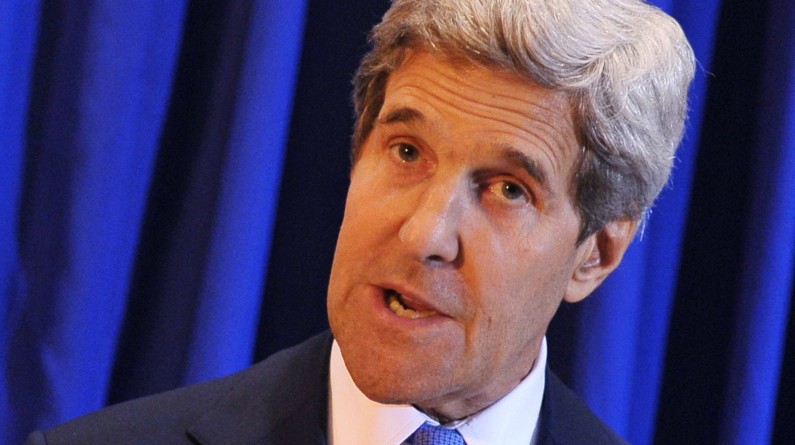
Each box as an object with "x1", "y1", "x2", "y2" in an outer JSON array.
[{"x1": 328, "y1": 338, "x2": 547, "y2": 445}]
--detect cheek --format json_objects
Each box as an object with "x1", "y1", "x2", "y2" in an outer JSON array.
[
  {"x1": 328, "y1": 168, "x2": 396, "y2": 298},
  {"x1": 473, "y1": 234, "x2": 574, "y2": 332},
  {"x1": 338, "y1": 168, "x2": 386, "y2": 243},
  {"x1": 344, "y1": 162, "x2": 396, "y2": 225},
  {"x1": 328, "y1": 186, "x2": 370, "y2": 302}
]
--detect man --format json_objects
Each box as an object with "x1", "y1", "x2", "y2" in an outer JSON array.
[{"x1": 27, "y1": 0, "x2": 694, "y2": 443}]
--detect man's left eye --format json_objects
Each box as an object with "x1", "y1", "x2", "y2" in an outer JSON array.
[{"x1": 488, "y1": 180, "x2": 530, "y2": 203}]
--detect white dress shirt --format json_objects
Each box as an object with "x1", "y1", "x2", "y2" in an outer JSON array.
[{"x1": 328, "y1": 338, "x2": 547, "y2": 445}]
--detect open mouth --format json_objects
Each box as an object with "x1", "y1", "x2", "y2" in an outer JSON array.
[{"x1": 385, "y1": 289, "x2": 437, "y2": 319}]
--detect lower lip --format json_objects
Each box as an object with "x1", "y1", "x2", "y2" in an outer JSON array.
[{"x1": 367, "y1": 286, "x2": 452, "y2": 329}]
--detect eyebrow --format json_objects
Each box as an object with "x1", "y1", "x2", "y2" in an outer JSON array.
[
  {"x1": 497, "y1": 144, "x2": 550, "y2": 193},
  {"x1": 378, "y1": 106, "x2": 426, "y2": 126}
]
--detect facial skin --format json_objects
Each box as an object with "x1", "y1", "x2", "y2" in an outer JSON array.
[{"x1": 327, "y1": 50, "x2": 635, "y2": 420}]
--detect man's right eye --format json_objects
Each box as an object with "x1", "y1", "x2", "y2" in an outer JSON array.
[{"x1": 392, "y1": 143, "x2": 420, "y2": 163}]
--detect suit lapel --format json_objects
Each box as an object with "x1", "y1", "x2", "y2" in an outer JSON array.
[
  {"x1": 535, "y1": 368, "x2": 627, "y2": 445},
  {"x1": 536, "y1": 369, "x2": 559, "y2": 445},
  {"x1": 185, "y1": 332, "x2": 333, "y2": 445}
]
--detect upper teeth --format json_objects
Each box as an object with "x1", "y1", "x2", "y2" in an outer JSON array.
[{"x1": 387, "y1": 291, "x2": 436, "y2": 319}]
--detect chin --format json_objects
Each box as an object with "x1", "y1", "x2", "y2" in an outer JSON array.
[
  {"x1": 354, "y1": 372, "x2": 445, "y2": 407},
  {"x1": 344, "y1": 348, "x2": 456, "y2": 405}
]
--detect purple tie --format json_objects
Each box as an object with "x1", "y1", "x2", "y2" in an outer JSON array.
[{"x1": 410, "y1": 422, "x2": 465, "y2": 445}]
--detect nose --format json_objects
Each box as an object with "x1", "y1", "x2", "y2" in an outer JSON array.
[{"x1": 398, "y1": 179, "x2": 464, "y2": 264}]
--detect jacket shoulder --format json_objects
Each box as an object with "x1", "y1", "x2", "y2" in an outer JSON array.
[
  {"x1": 537, "y1": 370, "x2": 629, "y2": 445},
  {"x1": 28, "y1": 331, "x2": 333, "y2": 445}
]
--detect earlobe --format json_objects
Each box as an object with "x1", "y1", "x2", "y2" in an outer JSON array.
[{"x1": 564, "y1": 218, "x2": 638, "y2": 303}]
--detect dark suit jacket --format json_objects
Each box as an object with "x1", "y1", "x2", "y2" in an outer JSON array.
[{"x1": 27, "y1": 331, "x2": 627, "y2": 444}]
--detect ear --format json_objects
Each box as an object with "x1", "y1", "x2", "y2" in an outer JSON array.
[{"x1": 564, "y1": 218, "x2": 638, "y2": 303}]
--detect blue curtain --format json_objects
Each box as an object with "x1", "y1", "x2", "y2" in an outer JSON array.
[
  {"x1": 0, "y1": 1, "x2": 307, "y2": 442},
  {"x1": 1, "y1": 1, "x2": 793, "y2": 445}
]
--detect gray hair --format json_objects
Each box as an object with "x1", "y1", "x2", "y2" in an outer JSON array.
[{"x1": 351, "y1": 0, "x2": 696, "y2": 241}]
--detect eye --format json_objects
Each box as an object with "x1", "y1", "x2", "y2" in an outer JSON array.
[
  {"x1": 486, "y1": 179, "x2": 531, "y2": 204},
  {"x1": 499, "y1": 182, "x2": 525, "y2": 200},
  {"x1": 392, "y1": 143, "x2": 420, "y2": 163}
]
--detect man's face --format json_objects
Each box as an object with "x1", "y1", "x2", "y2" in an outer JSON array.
[{"x1": 328, "y1": 50, "x2": 595, "y2": 419}]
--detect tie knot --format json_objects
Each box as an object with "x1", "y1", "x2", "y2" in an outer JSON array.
[{"x1": 410, "y1": 421, "x2": 465, "y2": 445}]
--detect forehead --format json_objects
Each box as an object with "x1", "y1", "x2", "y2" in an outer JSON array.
[
  {"x1": 378, "y1": 50, "x2": 580, "y2": 192},
  {"x1": 383, "y1": 49, "x2": 574, "y2": 119}
]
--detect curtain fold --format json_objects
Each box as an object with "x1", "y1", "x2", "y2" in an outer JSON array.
[
  {"x1": 720, "y1": 0, "x2": 795, "y2": 442},
  {"x1": 0, "y1": 0, "x2": 40, "y2": 440},
  {"x1": 180, "y1": 0, "x2": 308, "y2": 386},
  {"x1": 3, "y1": 2, "x2": 187, "y2": 440},
  {"x1": 0, "y1": 2, "x2": 306, "y2": 444}
]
